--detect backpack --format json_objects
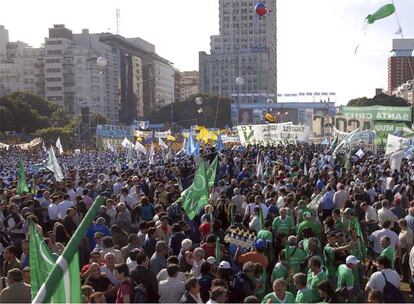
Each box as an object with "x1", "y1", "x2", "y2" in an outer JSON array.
[
  {"x1": 381, "y1": 272, "x2": 405, "y2": 303},
  {"x1": 133, "y1": 283, "x2": 148, "y2": 303}
]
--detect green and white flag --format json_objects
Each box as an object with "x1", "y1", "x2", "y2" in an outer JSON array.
[
  {"x1": 29, "y1": 222, "x2": 81, "y2": 303},
  {"x1": 182, "y1": 161, "x2": 209, "y2": 220},
  {"x1": 46, "y1": 146, "x2": 64, "y2": 182},
  {"x1": 32, "y1": 196, "x2": 105, "y2": 303},
  {"x1": 307, "y1": 185, "x2": 328, "y2": 211},
  {"x1": 17, "y1": 160, "x2": 29, "y2": 195},
  {"x1": 206, "y1": 155, "x2": 219, "y2": 188}
]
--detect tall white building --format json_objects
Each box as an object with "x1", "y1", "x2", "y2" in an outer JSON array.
[
  {"x1": 199, "y1": 0, "x2": 277, "y2": 103},
  {"x1": 154, "y1": 56, "x2": 175, "y2": 110}
]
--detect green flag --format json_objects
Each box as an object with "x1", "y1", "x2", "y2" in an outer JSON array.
[
  {"x1": 350, "y1": 216, "x2": 367, "y2": 260},
  {"x1": 29, "y1": 222, "x2": 81, "y2": 303},
  {"x1": 206, "y1": 154, "x2": 219, "y2": 188},
  {"x1": 330, "y1": 136, "x2": 338, "y2": 151},
  {"x1": 259, "y1": 207, "x2": 265, "y2": 230},
  {"x1": 182, "y1": 162, "x2": 209, "y2": 220},
  {"x1": 215, "y1": 237, "x2": 221, "y2": 264},
  {"x1": 32, "y1": 196, "x2": 105, "y2": 303},
  {"x1": 17, "y1": 160, "x2": 29, "y2": 195}
]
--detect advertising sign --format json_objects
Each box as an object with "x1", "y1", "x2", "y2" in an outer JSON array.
[{"x1": 341, "y1": 106, "x2": 412, "y2": 122}]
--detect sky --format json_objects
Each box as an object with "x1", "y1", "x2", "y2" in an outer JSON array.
[{"x1": 1, "y1": 0, "x2": 413, "y2": 104}]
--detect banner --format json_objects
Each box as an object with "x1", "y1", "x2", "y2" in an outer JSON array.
[
  {"x1": 385, "y1": 134, "x2": 412, "y2": 155},
  {"x1": 333, "y1": 127, "x2": 376, "y2": 144},
  {"x1": 96, "y1": 125, "x2": 133, "y2": 139},
  {"x1": 221, "y1": 135, "x2": 241, "y2": 143},
  {"x1": 237, "y1": 123, "x2": 311, "y2": 146},
  {"x1": 16, "y1": 138, "x2": 43, "y2": 150},
  {"x1": 154, "y1": 130, "x2": 171, "y2": 139},
  {"x1": 341, "y1": 106, "x2": 412, "y2": 122},
  {"x1": 0, "y1": 142, "x2": 10, "y2": 150}
]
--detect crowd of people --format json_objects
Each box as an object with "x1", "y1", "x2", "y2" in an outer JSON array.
[{"x1": 0, "y1": 142, "x2": 413, "y2": 303}]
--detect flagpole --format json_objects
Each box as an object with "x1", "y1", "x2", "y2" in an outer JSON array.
[{"x1": 32, "y1": 196, "x2": 105, "y2": 303}]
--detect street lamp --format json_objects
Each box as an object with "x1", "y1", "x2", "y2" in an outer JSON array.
[{"x1": 235, "y1": 77, "x2": 244, "y2": 125}]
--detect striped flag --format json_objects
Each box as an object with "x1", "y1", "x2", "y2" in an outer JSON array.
[
  {"x1": 32, "y1": 196, "x2": 105, "y2": 303},
  {"x1": 29, "y1": 222, "x2": 81, "y2": 303}
]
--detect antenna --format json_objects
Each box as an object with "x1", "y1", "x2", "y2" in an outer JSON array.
[{"x1": 116, "y1": 8, "x2": 120, "y2": 35}]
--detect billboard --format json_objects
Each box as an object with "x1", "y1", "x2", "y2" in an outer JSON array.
[{"x1": 340, "y1": 106, "x2": 412, "y2": 122}]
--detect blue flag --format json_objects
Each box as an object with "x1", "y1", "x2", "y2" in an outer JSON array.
[{"x1": 216, "y1": 134, "x2": 224, "y2": 152}]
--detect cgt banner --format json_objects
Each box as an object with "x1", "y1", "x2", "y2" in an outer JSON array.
[
  {"x1": 237, "y1": 123, "x2": 311, "y2": 146},
  {"x1": 341, "y1": 106, "x2": 412, "y2": 122}
]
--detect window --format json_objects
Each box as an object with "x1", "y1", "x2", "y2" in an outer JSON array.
[
  {"x1": 47, "y1": 96, "x2": 63, "y2": 101},
  {"x1": 46, "y1": 77, "x2": 62, "y2": 82},
  {"x1": 46, "y1": 40, "x2": 62, "y2": 45},
  {"x1": 47, "y1": 50, "x2": 62, "y2": 55},
  {"x1": 47, "y1": 86, "x2": 62, "y2": 91},
  {"x1": 46, "y1": 68, "x2": 62, "y2": 73},
  {"x1": 46, "y1": 58, "x2": 61, "y2": 63}
]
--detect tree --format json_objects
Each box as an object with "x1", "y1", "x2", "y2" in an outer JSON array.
[
  {"x1": 146, "y1": 94, "x2": 232, "y2": 128},
  {"x1": 347, "y1": 93, "x2": 409, "y2": 107}
]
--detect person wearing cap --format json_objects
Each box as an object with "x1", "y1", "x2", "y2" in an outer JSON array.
[
  {"x1": 217, "y1": 261, "x2": 233, "y2": 283},
  {"x1": 261, "y1": 278, "x2": 295, "y2": 304},
  {"x1": 235, "y1": 238, "x2": 268, "y2": 269},
  {"x1": 86, "y1": 217, "x2": 111, "y2": 251},
  {"x1": 272, "y1": 207, "x2": 294, "y2": 236},
  {"x1": 336, "y1": 255, "x2": 360, "y2": 302},
  {"x1": 296, "y1": 211, "x2": 322, "y2": 240}
]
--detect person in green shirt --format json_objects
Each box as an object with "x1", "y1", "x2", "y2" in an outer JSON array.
[
  {"x1": 272, "y1": 208, "x2": 294, "y2": 236},
  {"x1": 295, "y1": 200, "x2": 315, "y2": 223},
  {"x1": 324, "y1": 233, "x2": 350, "y2": 285},
  {"x1": 336, "y1": 255, "x2": 360, "y2": 303},
  {"x1": 258, "y1": 220, "x2": 275, "y2": 266},
  {"x1": 332, "y1": 208, "x2": 345, "y2": 234},
  {"x1": 271, "y1": 251, "x2": 289, "y2": 282},
  {"x1": 261, "y1": 279, "x2": 295, "y2": 304},
  {"x1": 282, "y1": 236, "x2": 306, "y2": 274},
  {"x1": 296, "y1": 212, "x2": 322, "y2": 240},
  {"x1": 293, "y1": 273, "x2": 313, "y2": 303},
  {"x1": 307, "y1": 256, "x2": 328, "y2": 302},
  {"x1": 380, "y1": 236, "x2": 395, "y2": 269}
]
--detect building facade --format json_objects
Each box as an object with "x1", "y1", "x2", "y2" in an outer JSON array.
[
  {"x1": 199, "y1": 0, "x2": 277, "y2": 104},
  {"x1": 388, "y1": 39, "x2": 414, "y2": 94},
  {"x1": 178, "y1": 70, "x2": 199, "y2": 102},
  {"x1": 153, "y1": 56, "x2": 175, "y2": 110}
]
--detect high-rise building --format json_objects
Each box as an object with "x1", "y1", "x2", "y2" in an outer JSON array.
[
  {"x1": 175, "y1": 70, "x2": 199, "y2": 102},
  {"x1": 388, "y1": 39, "x2": 414, "y2": 94},
  {"x1": 0, "y1": 25, "x2": 9, "y2": 60},
  {"x1": 199, "y1": 0, "x2": 277, "y2": 103}
]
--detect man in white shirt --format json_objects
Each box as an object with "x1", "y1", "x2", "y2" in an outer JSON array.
[
  {"x1": 57, "y1": 194, "x2": 74, "y2": 220},
  {"x1": 119, "y1": 188, "x2": 137, "y2": 209},
  {"x1": 377, "y1": 199, "x2": 398, "y2": 228},
  {"x1": 158, "y1": 264, "x2": 185, "y2": 303},
  {"x1": 48, "y1": 197, "x2": 59, "y2": 221},
  {"x1": 231, "y1": 188, "x2": 244, "y2": 215},
  {"x1": 361, "y1": 202, "x2": 378, "y2": 234},
  {"x1": 113, "y1": 177, "x2": 123, "y2": 196},
  {"x1": 333, "y1": 184, "x2": 349, "y2": 210},
  {"x1": 368, "y1": 220, "x2": 400, "y2": 256},
  {"x1": 366, "y1": 255, "x2": 400, "y2": 293}
]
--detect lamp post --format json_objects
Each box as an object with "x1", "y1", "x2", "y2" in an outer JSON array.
[{"x1": 235, "y1": 76, "x2": 244, "y2": 125}]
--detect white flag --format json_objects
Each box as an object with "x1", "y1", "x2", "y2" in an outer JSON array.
[
  {"x1": 122, "y1": 137, "x2": 133, "y2": 148},
  {"x1": 107, "y1": 142, "x2": 115, "y2": 152},
  {"x1": 149, "y1": 143, "x2": 155, "y2": 165},
  {"x1": 46, "y1": 146, "x2": 64, "y2": 182},
  {"x1": 256, "y1": 155, "x2": 264, "y2": 181},
  {"x1": 134, "y1": 141, "x2": 147, "y2": 154},
  {"x1": 390, "y1": 150, "x2": 404, "y2": 172},
  {"x1": 355, "y1": 149, "x2": 365, "y2": 159},
  {"x1": 158, "y1": 137, "x2": 168, "y2": 149},
  {"x1": 56, "y1": 137, "x2": 64, "y2": 155},
  {"x1": 304, "y1": 163, "x2": 308, "y2": 176}
]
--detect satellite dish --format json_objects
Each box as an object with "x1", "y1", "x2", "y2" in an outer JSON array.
[
  {"x1": 195, "y1": 97, "x2": 203, "y2": 105},
  {"x1": 96, "y1": 57, "x2": 107, "y2": 67},
  {"x1": 235, "y1": 77, "x2": 245, "y2": 86}
]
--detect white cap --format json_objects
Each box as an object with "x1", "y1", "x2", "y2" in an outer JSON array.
[
  {"x1": 218, "y1": 261, "x2": 231, "y2": 269},
  {"x1": 206, "y1": 256, "x2": 216, "y2": 265},
  {"x1": 346, "y1": 255, "x2": 360, "y2": 265}
]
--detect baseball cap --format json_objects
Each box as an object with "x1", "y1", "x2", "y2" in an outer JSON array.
[
  {"x1": 206, "y1": 256, "x2": 216, "y2": 265},
  {"x1": 254, "y1": 239, "x2": 266, "y2": 251},
  {"x1": 346, "y1": 255, "x2": 360, "y2": 265},
  {"x1": 218, "y1": 261, "x2": 231, "y2": 269}
]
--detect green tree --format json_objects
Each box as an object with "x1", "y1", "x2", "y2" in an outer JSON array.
[
  {"x1": 146, "y1": 94, "x2": 231, "y2": 128},
  {"x1": 347, "y1": 93, "x2": 408, "y2": 107}
]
